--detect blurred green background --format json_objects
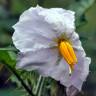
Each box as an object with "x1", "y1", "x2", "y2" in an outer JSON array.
[{"x1": 0, "y1": 0, "x2": 96, "y2": 96}]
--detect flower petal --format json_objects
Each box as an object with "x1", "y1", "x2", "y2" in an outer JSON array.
[
  {"x1": 38, "y1": 58, "x2": 70, "y2": 87},
  {"x1": 16, "y1": 48, "x2": 59, "y2": 71},
  {"x1": 39, "y1": 8, "x2": 75, "y2": 37},
  {"x1": 12, "y1": 30, "x2": 57, "y2": 52},
  {"x1": 57, "y1": 58, "x2": 70, "y2": 87},
  {"x1": 12, "y1": 6, "x2": 57, "y2": 52},
  {"x1": 71, "y1": 32, "x2": 85, "y2": 53},
  {"x1": 69, "y1": 56, "x2": 91, "y2": 91},
  {"x1": 66, "y1": 85, "x2": 79, "y2": 96},
  {"x1": 17, "y1": 46, "x2": 71, "y2": 87},
  {"x1": 12, "y1": 6, "x2": 91, "y2": 92},
  {"x1": 68, "y1": 31, "x2": 91, "y2": 91}
]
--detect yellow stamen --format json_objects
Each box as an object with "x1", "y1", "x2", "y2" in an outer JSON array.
[
  {"x1": 59, "y1": 41, "x2": 77, "y2": 74},
  {"x1": 65, "y1": 42, "x2": 77, "y2": 64}
]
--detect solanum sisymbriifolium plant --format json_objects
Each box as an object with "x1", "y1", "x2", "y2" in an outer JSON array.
[{"x1": 12, "y1": 5, "x2": 91, "y2": 96}]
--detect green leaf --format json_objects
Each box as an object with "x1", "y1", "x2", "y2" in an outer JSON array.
[
  {"x1": 0, "y1": 18, "x2": 17, "y2": 31},
  {"x1": 11, "y1": 0, "x2": 38, "y2": 15},
  {"x1": 0, "y1": 47, "x2": 17, "y2": 51},
  {"x1": 0, "y1": 33, "x2": 12, "y2": 46},
  {"x1": 44, "y1": 0, "x2": 73, "y2": 8},
  {"x1": 69, "y1": 0, "x2": 95, "y2": 17},
  {"x1": 0, "y1": 88, "x2": 26, "y2": 96},
  {"x1": 69, "y1": 0, "x2": 95, "y2": 27},
  {"x1": 37, "y1": 0, "x2": 45, "y2": 6},
  {"x1": 10, "y1": 74, "x2": 21, "y2": 87},
  {"x1": 0, "y1": 50, "x2": 16, "y2": 68}
]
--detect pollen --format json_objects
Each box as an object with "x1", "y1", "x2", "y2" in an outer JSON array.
[{"x1": 59, "y1": 41, "x2": 77, "y2": 74}]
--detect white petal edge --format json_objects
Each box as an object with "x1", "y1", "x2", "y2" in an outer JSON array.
[
  {"x1": 69, "y1": 57, "x2": 91, "y2": 91},
  {"x1": 12, "y1": 6, "x2": 59, "y2": 52}
]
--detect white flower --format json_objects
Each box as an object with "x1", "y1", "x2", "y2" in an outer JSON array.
[{"x1": 12, "y1": 5, "x2": 91, "y2": 92}]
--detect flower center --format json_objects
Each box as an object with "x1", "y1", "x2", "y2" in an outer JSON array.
[{"x1": 59, "y1": 41, "x2": 77, "y2": 74}]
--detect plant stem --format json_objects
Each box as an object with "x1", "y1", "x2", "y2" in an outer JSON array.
[
  {"x1": 1, "y1": 61, "x2": 35, "y2": 96},
  {"x1": 35, "y1": 75, "x2": 42, "y2": 95},
  {"x1": 38, "y1": 77, "x2": 45, "y2": 96},
  {"x1": 35, "y1": 75, "x2": 45, "y2": 96}
]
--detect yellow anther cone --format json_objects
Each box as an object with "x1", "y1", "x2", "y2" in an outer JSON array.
[
  {"x1": 65, "y1": 42, "x2": 77, "y2": 64},
  {"x1": 59, "y1": 41, "x2": 77, "y2": 74}
]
